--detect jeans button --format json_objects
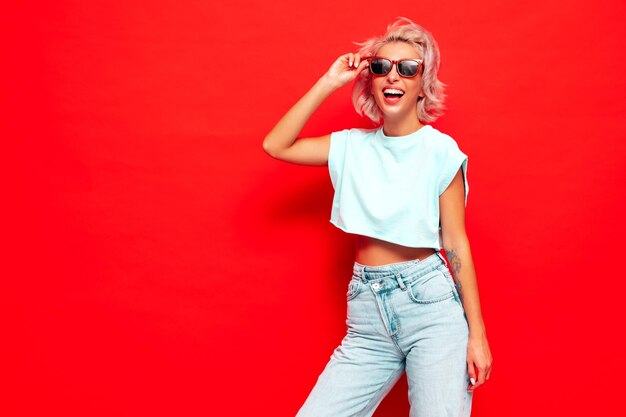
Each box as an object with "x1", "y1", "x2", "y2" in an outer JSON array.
[{"x1": 372, "y1": 282, "x2": 381, "y2": 290}]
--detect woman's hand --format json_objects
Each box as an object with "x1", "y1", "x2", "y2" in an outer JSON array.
[
  {"x1": 466, "y1": 333, "x2": 492, "y2": 391},
  {"x1": 322, "y1": 53, "x2": 369, "y2": 90}
]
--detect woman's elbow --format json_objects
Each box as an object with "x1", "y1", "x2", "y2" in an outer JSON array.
[
  {"x1": 441, "y1": 230, "x2": 470, "y2": 251},
  {"x1": 262, "y1": 136, "x2": 278, "y2": 157}
]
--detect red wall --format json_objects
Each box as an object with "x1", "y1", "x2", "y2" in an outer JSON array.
[{"x1": 2, "y1": 1, "x2": 625, "y2": 416}]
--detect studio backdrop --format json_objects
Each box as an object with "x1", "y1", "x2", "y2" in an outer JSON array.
[{"x1": 2, "y1": 1, "x2": 625, "y2": 416}]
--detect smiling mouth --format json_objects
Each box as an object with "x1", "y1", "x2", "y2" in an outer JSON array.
[{"x1": 383, "y1": 88, "x2": 405, "y2": 98}]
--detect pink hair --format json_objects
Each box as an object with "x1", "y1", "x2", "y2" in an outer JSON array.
[{"x1": 352, "y1": 17, "x2": 446, "y2": 124}]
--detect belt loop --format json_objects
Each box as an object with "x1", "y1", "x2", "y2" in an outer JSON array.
[
  {"x1": 437, "y1": 251, "x2": 448, "y2": 268},
  {"x1": 395, "y1": 273, "x2": 407, "y2": 291},
  {"x1": 360, "y1": 266, "x2": 368, "y2": 283}
]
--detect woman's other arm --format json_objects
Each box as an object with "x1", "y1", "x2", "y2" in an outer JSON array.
[
  {"x1": 439, "y1": 168, "x2": 493, "y2": 391},
  {"x1": 262, "y1": 53, "x2": 368, "y2": 166}
]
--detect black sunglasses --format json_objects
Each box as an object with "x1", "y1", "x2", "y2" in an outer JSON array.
[{"x1": 366, "y1": 57, "x2": 424, "y2": 78}]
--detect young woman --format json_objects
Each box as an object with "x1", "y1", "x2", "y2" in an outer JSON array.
[{"x1": 262, "y1": 18, "x2": 492, "y2": 417}]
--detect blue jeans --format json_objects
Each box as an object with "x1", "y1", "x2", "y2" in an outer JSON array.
[{"x1": 295, "y1": 252, "x2": 472, "y2": 417}]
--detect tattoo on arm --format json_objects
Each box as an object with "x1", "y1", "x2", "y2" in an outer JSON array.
[{"x1": 444, "y1": 248, "x2": 464, "y2": 304}]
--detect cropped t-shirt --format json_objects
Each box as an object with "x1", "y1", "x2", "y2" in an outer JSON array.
[{"x1": 328, "y1": 125, "x2": 469, "y2": 250}]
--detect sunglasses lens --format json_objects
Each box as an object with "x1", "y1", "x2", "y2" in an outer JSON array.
[
  {"x1": 398, "y1": 60, "x2": 420, "y2": 77},
  {"x1": 370, "y1": 59, "x2": 391, "y2": 75}
]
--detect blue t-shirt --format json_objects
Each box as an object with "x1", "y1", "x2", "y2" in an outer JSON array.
[{"x1": 328, "y1": 125, "x2": 468, "y2": 249}]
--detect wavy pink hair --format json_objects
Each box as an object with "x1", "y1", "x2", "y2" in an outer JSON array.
[{"x1": 352, "y1": 18, "x2": 446, "y2": 124}]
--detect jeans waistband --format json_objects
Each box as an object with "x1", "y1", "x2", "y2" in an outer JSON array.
[{"x1": 353, "y1": 251, "x2": 448, "y2": 283}]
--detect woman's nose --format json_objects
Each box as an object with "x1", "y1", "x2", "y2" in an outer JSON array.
[{"x1": 386, "y1": 64, "x2": 399, "y2": 81}]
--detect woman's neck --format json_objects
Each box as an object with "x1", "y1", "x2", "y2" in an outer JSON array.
[{"x1": 381, "y1": 117, "x2": 423, "y2": 137}]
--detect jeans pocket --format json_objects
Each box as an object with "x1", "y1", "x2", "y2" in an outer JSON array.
[
  {"x1": 438, "y1": 266, "x2": 463, "y2": 304},
  {"x1": 346, "y1": 278, "x2": 363, "y2": 301},
  {"x1": 406, "y1": 270, "x2": 454, "y2": 304}
]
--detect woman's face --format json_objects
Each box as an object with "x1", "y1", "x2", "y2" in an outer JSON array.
[{"x1": 370, "y1": 41, "x2": 424, "y2": 123}]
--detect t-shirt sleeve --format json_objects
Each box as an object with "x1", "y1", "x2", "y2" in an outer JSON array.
[
  {"x1": 328, "y1": 129, "x2": 350, "y2": 190},
  {"x1": 438, "y1": 140, "x2": 469, "y2": 207}
]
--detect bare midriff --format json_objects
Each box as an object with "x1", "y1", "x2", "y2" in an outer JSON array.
[{"x1": 355, "y1": 235, "x2": 437, "y2": 266}]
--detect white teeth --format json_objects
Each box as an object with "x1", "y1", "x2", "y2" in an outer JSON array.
[{"x1": 383, "y1": 88, "x2": 404, "y2": 94}]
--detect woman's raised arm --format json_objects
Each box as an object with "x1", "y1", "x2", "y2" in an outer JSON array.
[{"x1": 262, "y1": 53, "x2": 368, "y2": 166}]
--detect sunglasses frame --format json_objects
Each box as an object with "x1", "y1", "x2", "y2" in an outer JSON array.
[{"x1": 365, "y1": 57, "x2": 424, "y2": 78}]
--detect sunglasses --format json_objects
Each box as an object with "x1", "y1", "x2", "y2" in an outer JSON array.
[{"x1": 366, "y1": 57, "x2": 424, "y2": 78}]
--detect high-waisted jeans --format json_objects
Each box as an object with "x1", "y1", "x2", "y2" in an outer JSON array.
[{"x1": 295, "y1": 251, "x2": 472, "y2": 417}]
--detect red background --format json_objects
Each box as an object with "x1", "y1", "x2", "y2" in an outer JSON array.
[{"x1": 2, "y1": 1, "x2": 625, "y2": 416}]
